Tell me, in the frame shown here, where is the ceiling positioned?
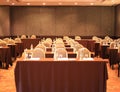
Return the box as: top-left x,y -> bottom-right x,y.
0,0 -> 120,6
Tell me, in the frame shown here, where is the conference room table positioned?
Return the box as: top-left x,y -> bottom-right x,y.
94,42 -> 100,57
117,52 -> 120,77
15,58 -> 108,92
0,46 -> 12,69
15,42 -> 24,57
107,48 -> 118,67
21,38 -> 95,52
106,47 -> 120,76
100,45 -> 109,59
8,42 -> 24,60
21,38 -> 41,49
75,39 -> 95,52
8,44 -> 18,60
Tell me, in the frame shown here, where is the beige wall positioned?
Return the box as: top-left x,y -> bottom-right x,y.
0,6 -> 10,36
10,6 -> 115,36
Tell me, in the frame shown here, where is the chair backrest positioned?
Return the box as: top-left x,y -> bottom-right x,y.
101,39 -> 108,45
46,38 -> 52,44
54,48 -> 68,60
70,41 -> 79,47
75,36 -> 81,40
31,35 -> 36,39
7,39 -> 15,45
0,40 -> 7,47
104,35 -> 110,40
92,36 -> 98,40
63,36 -> 69,40
73,44 -> 84,52
66,38 -> 74,44
21,35 -> 26,39
77,48 -> 91,59
35,44 -> 46,52
55,43 -> 65,48
117,38 -> 120,42
110,42 -> 116,48
32,48 -> 45,59
3,38 -> 10,43
43,41 -> 51,47
14,38 -> 22,43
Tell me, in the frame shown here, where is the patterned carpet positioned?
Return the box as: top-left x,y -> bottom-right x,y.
0,61 -> 120,92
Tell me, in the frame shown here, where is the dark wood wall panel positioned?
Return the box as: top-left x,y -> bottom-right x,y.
11,7 -> 41,35
55,7 -> 73,36
11,6 -> 115,36
86,7 -> 101,36
40,7 -> 55,35
0,6 -> 10,36
101,7 -> 115,36
71,7 -> 87,35
116,5 -> 120,36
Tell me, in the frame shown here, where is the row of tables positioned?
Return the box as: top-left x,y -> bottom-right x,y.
15,39 -> 108,92
0,38 -> 110,92
0,43 -> 24,69
21,38 -> 96,51
0,38 -> 119,69
95,42 -> 120,76
0,47 -> 11,68
0,38 -> 39,68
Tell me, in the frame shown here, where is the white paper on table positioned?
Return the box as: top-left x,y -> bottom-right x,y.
24,58 -> 40,61
82,58 -> 94,60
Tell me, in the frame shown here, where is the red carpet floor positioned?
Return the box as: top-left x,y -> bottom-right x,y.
0,61 -> 120,92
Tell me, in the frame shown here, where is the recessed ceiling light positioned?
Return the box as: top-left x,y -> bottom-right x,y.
58,2 -> 62,5
6,0 -> 9,2
27,3 -> 30,5
11,3 -> 15,5
42,3 -> 46,5
90,3 -> 94,5
112,0 -> 115,3
74,2 -> 78,5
